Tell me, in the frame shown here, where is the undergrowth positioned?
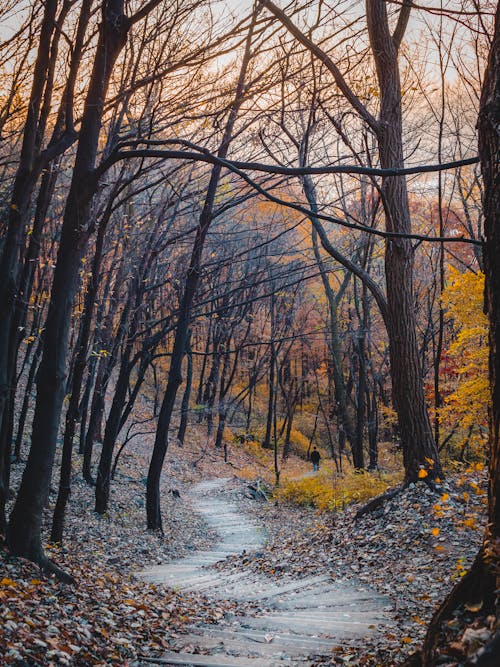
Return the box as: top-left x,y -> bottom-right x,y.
275,467 -> 402,512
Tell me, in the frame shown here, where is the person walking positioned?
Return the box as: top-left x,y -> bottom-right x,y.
310,446 -> 321,472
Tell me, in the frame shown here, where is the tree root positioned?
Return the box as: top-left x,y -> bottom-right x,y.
465,632 -> 500,667
417,549 -> 498,667
6,542 -> 76,585
39,555 -> 76,585
354,484 -> 404,520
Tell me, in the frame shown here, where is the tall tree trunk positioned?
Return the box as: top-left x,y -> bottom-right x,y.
304,178 -> 356,456
366,0 -> 441,482
478,0 -> 500,594
263,294 -> 276,450
419,9 -> 500,663
7,1 -> 130,574
50,211 -> 109,542
0,0 -> 59,533
195,318 -> 212,414
14,337 -> 43,460
146,16 -> 257,530
83,260 -> 128,482
367,384 -> 379,470
94,354 -> 132,515
214,343 -> 231,450
79,353 -> 97,455
203,344 -> 221,437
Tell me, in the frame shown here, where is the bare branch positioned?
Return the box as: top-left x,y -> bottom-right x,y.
258,0 -> 380,133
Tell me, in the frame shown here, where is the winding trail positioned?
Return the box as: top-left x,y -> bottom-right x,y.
138,478 -> 394,666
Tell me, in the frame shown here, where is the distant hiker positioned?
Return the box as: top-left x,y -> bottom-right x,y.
310,446 -> 321,472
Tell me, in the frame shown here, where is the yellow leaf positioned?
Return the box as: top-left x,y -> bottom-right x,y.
403,637 -> 413,644
431,527 -> 440,537
435,545 -> 446,552
418,469 -> 428,479
441,493 -> 450,502
0,578 -> 17,587
412,615 -> 427,625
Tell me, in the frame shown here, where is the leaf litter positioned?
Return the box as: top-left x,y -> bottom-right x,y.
1,434 -> 488,666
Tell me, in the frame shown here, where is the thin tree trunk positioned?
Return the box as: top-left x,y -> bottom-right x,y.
177,333 -> 193,446
146,16 -> 257,531
51,210 -> 109,541
0,0 -> 59,533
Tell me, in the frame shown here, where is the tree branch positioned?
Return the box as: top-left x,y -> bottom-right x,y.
95,142 -> 481,246
392,0 -> 412,50
258,0 -> 380,133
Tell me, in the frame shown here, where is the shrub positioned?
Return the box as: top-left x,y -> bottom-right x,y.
275,468 -> 402,512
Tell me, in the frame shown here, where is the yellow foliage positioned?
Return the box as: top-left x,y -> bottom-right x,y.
440,267 -> 488,457
275,469 -> 401,512
379,404 -> 398,429
236,423 -> 313,460
286,427 -> 311,458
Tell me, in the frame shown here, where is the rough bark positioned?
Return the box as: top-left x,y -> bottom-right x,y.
415,6 -> 500,664
366,0 -> 441,482
479,0 -> 500,575
7,1 -> 130,570
0,0 -> 59,533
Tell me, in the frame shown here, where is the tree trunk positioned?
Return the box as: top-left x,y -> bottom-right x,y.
305,179 -> 356,453
366,0 -> 441,482
95,356 -> 132,515
418,7 -> 500,664
263,296 -> 276,450
478,0 -> 500,593
7,1 -> 130,572
177,333 -> 193,446
146,16 -> 256,531
367,385 -> 379,470
0,0 -> 59,533
51,212 -> 109,542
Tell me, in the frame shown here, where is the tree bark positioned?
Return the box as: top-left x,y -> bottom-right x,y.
0,0 -> 59,533
478,0 -> 500,598
366,0 -> 441,482
7,1 -> 130,571
146,15 -> 257,530
177,333 -> 193,445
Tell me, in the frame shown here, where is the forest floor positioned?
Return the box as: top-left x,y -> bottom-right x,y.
0,431 -> 490,666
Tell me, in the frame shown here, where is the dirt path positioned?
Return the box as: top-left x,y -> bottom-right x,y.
137,479 -> 394,666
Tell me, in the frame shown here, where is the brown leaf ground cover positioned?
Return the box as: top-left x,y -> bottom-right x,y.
1,431 -> 488,666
